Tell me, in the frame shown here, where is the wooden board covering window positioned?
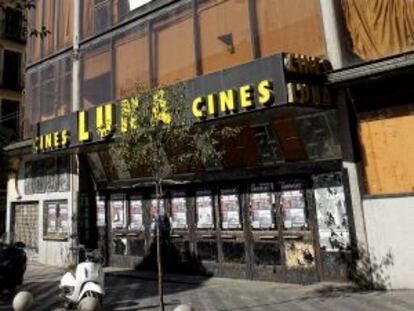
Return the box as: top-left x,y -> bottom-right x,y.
198,0 -> 253,74
152,6 -> 195,86
359,109 -> 414,194
115,29 -> 149,99
256,0 -> 325,58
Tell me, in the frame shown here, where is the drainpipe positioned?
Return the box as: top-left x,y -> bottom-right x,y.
70,0 -> 81,265
319,0 -> 346,69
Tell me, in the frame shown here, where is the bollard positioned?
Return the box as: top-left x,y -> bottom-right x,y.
173,305 -> 195,311
12,291 -> 34,311
77,297 -> 101,311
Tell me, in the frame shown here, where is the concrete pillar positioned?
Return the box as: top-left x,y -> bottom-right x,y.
335,89 -> 369,252
318,0 -> 346,69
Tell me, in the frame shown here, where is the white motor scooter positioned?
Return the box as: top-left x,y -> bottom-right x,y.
60,247 -> 105,309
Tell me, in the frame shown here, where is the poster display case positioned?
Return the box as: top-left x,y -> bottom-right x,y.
280,189 -> 307,230
150,198 -> 165,230
110,193 -> 127,229
250,183 -> 275,229
196,190 -> 214,229
96,195 -> 106,227
44,200 -> 69,240
220,188 -> 242,229
129,195 -> 144,231
171,192 -> 187,229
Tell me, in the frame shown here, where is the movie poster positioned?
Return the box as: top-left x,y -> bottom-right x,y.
250,192 -> 274,229
129,195 -> 144,231
280,190 -> 307,229
47,202 -> 57,233
111,194 -> 126,229
220,190 -> 241,229
196,193 -> 214,229
171,196 -> 187,229
45,201 -> 69,238
96,196 -> 106,227
59,202 -> 69,233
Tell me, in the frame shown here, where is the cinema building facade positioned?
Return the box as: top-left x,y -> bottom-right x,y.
5,0 -> 414,287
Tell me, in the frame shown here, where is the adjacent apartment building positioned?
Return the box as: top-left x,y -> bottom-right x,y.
4,0 -> 414,289
0,1 -> 25,236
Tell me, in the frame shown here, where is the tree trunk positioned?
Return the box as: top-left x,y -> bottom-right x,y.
155,180 -> 165,311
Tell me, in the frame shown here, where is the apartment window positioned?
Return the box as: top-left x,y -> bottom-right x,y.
4,8 -> 24,41
3,50 -> 22,90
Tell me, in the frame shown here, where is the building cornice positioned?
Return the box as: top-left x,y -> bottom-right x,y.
3,139 -> 32,156
328,50 -> 414,86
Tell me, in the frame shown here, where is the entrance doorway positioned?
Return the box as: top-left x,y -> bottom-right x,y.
13,202 -> 39,260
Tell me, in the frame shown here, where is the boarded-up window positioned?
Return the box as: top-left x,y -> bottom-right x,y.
198,0 -> 253,74
359,107 -> 414,194
256,0 -> 325,57
152,3 -> 195,85
342,0 -> 414,61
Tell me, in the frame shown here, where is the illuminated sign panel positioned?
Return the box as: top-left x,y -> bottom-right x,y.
32,53 -> 331,153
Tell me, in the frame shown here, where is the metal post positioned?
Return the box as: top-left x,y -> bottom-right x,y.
70,0 -> 81,265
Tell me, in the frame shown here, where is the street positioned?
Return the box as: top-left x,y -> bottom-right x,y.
1,263 -> 414,311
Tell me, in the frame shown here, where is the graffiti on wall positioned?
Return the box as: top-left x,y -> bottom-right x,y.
285,241 -> 315,267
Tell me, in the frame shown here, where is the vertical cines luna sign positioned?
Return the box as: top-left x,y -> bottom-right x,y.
32,53 -> 332,153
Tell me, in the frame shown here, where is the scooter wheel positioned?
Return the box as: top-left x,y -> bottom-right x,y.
77,293 -> 102,311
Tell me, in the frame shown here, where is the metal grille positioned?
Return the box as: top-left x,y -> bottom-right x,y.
14,203 -> 39,254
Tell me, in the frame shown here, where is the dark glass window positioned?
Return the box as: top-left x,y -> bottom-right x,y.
3,50 -> 22,90
4,8 -> 24,41
0,100 -> 19,137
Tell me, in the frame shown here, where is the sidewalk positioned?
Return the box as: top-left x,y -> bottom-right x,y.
104,265 -> 358,293
1,263 -> 414,310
